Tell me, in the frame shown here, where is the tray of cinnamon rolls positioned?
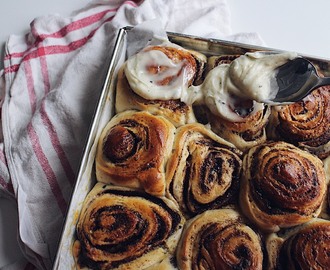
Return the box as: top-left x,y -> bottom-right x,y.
53,26 -> 330,270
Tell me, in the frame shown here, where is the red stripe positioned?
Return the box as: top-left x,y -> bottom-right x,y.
27,122 -> 68,215
20,23 -> 103,64
0,175 -> 14,195
35,0 -> 138,42
5,0 -> 139,62
4,64 -> 20,74
4,28 -> 99,73
0,149 -> 6,165
38,49 -> 50,94
4,51 -> 25,60
4,9 -> 111,61
36,9 -> 111,42
4,0 -> 138,74
4,10 -> 108,65
24,61 -> 37,113
36,22 -> 76,186
40,102 -> 76,185
6,13 -> 114,74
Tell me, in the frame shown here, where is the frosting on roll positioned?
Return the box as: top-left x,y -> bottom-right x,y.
177,208 -> 264,270
269,85 -> 330,160
240,141 -> 327,232
166,123 -> 242,217
201,51 -> 297,122
124,46 -> 299,123
95,110 -> 175,196
124,43 -> 199,101
74,183 -> 185,270
201,54 -> 271,151
115,66 -> 198,127
116,42 -> 207,127
227,52 -> 297,102
202,63 -> 264,122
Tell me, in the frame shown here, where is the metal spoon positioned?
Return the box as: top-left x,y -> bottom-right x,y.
270,57 -> 330,104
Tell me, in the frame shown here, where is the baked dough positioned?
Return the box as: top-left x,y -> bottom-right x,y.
266,218 -> 330,270
74,183 -> 185,270
166,123 -> 242,217
203,54 -> 271,151
72,42 -> 330,269
95,110 -> 175,196
240,141 -> 327,232
209,105 -> 271,152
177,208 -> 264,270
268,85 -> 330,160
115,44 -> 206,127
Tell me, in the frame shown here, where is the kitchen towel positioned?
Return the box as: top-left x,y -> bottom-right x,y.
0,0 -> 264,269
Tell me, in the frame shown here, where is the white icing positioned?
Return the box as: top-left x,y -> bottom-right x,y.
124,44 -> 193,100
202,64 -> 264,122
228,51 -> 298,102
124,45 -> 299,122
201,51 -> 298,121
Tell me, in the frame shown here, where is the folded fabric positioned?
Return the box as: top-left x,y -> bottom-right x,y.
0,0 -> 263,269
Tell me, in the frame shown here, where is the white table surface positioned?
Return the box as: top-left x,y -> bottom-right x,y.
0,0 -> 330,267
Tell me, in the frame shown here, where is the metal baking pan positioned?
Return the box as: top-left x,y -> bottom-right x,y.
52,26 -> 330,269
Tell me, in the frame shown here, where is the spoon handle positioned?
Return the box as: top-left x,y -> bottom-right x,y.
317,76 -> 330,89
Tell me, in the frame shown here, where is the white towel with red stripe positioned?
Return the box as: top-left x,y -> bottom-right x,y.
0,0 -> 264,269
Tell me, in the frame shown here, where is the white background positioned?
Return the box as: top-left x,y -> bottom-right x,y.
0,0 -> 330,267
229,0 -> 330,60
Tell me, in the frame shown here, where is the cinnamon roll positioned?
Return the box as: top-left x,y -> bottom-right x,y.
240,141 -> 327,232
115,43 -> 206,127
166,123 -> 242,217
209,105 -> 271,152
95,110 -> 175,196
327,187 -> 330,215
318,157 -> 330,219
203,54 -> 271,151
74,183 -> 185,270
266,218 -> 330,270
325,157 -> 330,216
177,208 -> 264,270
268,85 -> 330,160
328,183 -> 330,216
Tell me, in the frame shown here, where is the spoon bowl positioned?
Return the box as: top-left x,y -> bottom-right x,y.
271,57 -> 330,104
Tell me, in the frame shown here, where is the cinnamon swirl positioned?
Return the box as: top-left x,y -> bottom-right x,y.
116,43 -> 206,127
166,123 -> 242,217
74,183 -> 185,270
266,218 -> 330,270
268,85 -> 330,160
177,208 -> 264,270
240,141 -> 327,232
209,105 -> 271,152
95,110 -> 175,196
207,55 -> 240,68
